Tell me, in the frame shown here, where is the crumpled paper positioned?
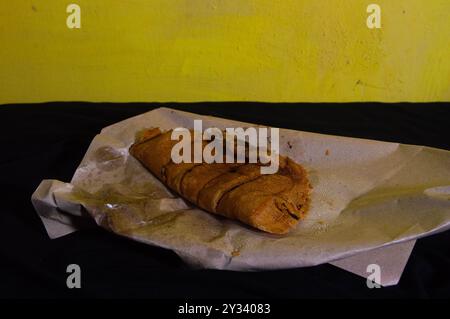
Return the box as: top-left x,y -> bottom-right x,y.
32,108 -> 450,278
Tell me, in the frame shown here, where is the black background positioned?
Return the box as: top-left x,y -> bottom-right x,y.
1,102 -> 449,299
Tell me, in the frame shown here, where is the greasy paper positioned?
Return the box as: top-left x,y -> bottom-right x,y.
32,108 -> 450,271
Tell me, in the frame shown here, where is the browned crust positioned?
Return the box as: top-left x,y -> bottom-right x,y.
129,128 -> 311,234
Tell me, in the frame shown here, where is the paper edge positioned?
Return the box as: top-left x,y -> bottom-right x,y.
330,240 -> 416,286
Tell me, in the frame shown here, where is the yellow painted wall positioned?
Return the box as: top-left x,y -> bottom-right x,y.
0,0 -> 449,103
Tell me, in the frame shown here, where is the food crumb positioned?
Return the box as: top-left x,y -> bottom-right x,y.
325,149 -> 330,156
231,250 -> 240,257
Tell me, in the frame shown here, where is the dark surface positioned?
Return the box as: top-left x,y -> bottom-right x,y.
0,102 -> 449,299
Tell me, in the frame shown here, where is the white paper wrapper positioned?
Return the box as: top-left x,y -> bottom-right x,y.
32,107 -> 450,274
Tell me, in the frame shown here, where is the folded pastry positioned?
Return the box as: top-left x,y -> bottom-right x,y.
129,128 -> 311,234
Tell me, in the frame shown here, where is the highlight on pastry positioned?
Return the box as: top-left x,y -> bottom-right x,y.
129,125 -> 311,235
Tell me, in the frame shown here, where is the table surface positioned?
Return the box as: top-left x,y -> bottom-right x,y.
1,102 -> 449,299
